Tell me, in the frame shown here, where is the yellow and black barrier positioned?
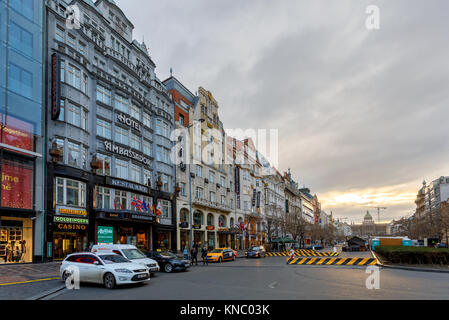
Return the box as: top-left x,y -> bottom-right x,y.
267,250 -> 340,257
286,257 -> 378,266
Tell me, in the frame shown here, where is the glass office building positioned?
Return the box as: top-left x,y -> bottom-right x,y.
0,0 -> 44,264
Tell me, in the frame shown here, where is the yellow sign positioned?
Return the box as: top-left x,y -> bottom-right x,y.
58,207 -> 88,217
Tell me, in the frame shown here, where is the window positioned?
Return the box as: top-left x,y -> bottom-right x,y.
219,215 -> 226,228
180,183 -> 186,197
143,112 -> 151,128
209,171 -> 215,184
55,138 -> 64,163
96,153 -> 111,176
56,25 -> 65,42
58,99 -> 65,121
79,41 -> 86,56
130,163 -> 140,184
131,105 -> 141,121
67,102 -> 87,130
115,95 -> 129,113
162,175 -> 170,192
96,118 -> 111,139
196,187 -> 203,200
220,176 -> 226,188
130,133 -> 141,150
114,190 -> 127,210
161,200 -> 171,218
67,33 -> 76,48
11,0 -> 34,20
67,141 -> 86,168
179,114 -> 184,126
156,146 -> 169,163
143,140 -> 152,157
210,191 -> 216,203
193,211 -> 203,225
115,159 -> 128,180
8,63 -> 32,99
196,165 -> 202,178
143,169 -> 152,186
56,177 -> 86,208
230,199 -> 234,209
96,85 -> 111,105
156,119 -> 169,138
95,186 -> 111,209
180,209 -> 189,223
207,214 -> 214,226
115,126 -> 128,145
221,195 -> 226,205
66,63 -> 81,90
9,22 -> 33,57
60,60 -> 65,82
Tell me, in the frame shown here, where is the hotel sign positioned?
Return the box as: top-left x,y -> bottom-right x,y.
104,140 -> 151,166
51,53 -> 61,120
116,113 -> 142,132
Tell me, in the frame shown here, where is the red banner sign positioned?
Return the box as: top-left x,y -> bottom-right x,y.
1,115 -> 34,152
1,160 -> 33,210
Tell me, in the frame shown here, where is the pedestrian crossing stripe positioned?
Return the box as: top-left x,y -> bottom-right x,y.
266,251 -> 340,257
286,257 -> 378,266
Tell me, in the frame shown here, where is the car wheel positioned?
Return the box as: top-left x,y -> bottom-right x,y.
219,257 -> 222,263
62,271 -> 71,283
103,272 -> 116,289
164,264 -> 173,273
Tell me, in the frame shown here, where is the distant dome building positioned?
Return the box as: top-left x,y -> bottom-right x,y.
351,210 -> 389,239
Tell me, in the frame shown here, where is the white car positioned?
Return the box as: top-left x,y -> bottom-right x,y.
91,244 -> 160,276
60,252 -> 150,289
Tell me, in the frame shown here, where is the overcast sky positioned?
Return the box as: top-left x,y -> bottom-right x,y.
116,0 -> 449,223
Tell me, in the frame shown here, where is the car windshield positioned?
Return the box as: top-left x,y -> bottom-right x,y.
122,249 -> 146,260
99,254 -> 130,264
250,247 -> 260,251
160,252 -> 178,259
211,249 -> 223,253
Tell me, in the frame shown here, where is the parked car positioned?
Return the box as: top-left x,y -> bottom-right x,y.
91,244 -> 159,276
437,243 -> 448,248
145,251 -> 190,273
206,248 -> 236,263
60,252 -> 150,289
246,246 -> 267,258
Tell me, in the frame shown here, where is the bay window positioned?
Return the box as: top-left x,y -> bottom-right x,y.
55,177 -> 86,208
95,186 -> 111,209
115,158 -> 128,180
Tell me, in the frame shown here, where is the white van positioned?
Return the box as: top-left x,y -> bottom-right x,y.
92,244 -> 160,276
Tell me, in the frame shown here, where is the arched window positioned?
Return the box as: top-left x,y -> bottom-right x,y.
219,215 -> 226,228
230,218 -> 235,228
193,210 -> 203,225
180,209 -> 189,223
207,214 -> 214,226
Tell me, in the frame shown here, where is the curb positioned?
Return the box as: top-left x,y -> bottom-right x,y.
370,249 -> 449,274
25,284 -> 66,300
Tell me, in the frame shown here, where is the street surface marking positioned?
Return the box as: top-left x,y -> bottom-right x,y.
0,277 -> 60,286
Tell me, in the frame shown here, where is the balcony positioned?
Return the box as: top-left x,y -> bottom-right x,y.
193,198 -> 232,213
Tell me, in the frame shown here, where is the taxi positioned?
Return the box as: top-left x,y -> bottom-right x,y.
206,248 -> 236,263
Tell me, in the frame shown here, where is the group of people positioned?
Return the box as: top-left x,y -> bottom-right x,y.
3,240 -> 26,264
183,243 -> 209,266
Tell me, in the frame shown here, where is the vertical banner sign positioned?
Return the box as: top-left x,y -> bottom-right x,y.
252,189 -> 256,207
256,191 -> 261,208
235,167 -> 240,209
51,53 -> 61,120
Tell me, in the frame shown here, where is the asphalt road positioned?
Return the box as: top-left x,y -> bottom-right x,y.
51,256 -> 449,300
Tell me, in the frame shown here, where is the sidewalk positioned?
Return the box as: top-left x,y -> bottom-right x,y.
0,262 -> 60,285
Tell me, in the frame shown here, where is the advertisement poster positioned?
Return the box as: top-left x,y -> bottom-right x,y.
1,160 -> 33,209
1,115 -> 34,152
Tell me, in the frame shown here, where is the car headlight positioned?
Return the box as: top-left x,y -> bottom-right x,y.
114,269 -> 132,273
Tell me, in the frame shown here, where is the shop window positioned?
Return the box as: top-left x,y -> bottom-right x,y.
0,219 -> 32,264
193,211 -> 203,226
1,157 -> 34,210
207,214 -> 214,226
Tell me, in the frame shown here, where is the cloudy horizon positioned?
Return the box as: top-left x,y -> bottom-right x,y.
115,0 -> 449,223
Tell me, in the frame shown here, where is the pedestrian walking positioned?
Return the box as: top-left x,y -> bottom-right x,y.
183,246 -> 189,260
190,246 -> 198,266
201,247 -> 208,266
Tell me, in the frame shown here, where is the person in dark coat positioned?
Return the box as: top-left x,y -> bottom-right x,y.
201,247 -> 208,266
190,246 -> 198,266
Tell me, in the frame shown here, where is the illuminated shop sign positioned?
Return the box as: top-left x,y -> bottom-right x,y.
56,205 -> 88,217
54,216 -> 89,225
106,177 -> 149,193
1,160 -> 33,210
103,140 -> 151,166
56,223 -> 87,232
1,115 -> 34,152
116,113 -> 141,131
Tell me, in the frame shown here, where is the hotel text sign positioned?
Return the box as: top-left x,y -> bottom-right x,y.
104,140 -> 151,166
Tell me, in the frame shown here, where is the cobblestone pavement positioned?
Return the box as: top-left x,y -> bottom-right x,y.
0,262 -> 60,284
